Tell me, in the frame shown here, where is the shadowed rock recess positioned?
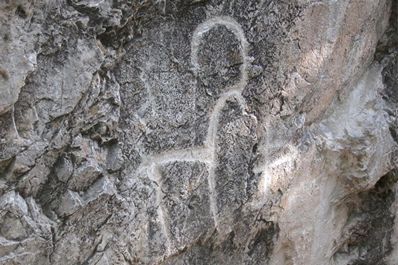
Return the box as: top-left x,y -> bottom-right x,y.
0,0 -> 398,264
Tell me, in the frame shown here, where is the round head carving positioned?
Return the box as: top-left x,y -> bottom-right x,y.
191,16 -> 249,96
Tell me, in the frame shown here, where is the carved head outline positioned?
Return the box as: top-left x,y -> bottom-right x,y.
190,16 -> 250,95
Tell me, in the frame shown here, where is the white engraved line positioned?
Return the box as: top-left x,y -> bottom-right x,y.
150,165 -> 173,255
205,92 -> 247,222
191,16 -> 250,228
139,147 -> 212,170
135,16 -> 250,252
205,91 -> 246,150
190,16 -> 250,84
139,66 -> 156,117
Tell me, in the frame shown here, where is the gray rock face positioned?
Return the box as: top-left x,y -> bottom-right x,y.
0,0 -> 397,264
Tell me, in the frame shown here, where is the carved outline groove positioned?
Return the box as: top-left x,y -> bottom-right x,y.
136,16 -> 251,254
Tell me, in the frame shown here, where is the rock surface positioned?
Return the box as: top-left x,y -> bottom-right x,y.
0,0 -> 397,264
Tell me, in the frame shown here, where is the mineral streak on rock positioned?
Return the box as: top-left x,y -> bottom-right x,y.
0,0 -> 398,264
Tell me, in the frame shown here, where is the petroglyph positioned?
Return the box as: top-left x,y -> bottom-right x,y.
150,165 -> 173,255
135,16 -> 251,253
190,16 -> 250,92
2,1 -> 394,264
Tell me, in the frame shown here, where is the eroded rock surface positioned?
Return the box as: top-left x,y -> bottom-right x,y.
0,0 -> 398,264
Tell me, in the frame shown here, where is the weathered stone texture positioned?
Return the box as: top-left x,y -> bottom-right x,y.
0,0 -> 397,264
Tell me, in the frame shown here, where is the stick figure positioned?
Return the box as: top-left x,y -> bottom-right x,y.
136,16 -> 251,254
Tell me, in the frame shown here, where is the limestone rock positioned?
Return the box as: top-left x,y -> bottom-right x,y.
0,0 -> 397,264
